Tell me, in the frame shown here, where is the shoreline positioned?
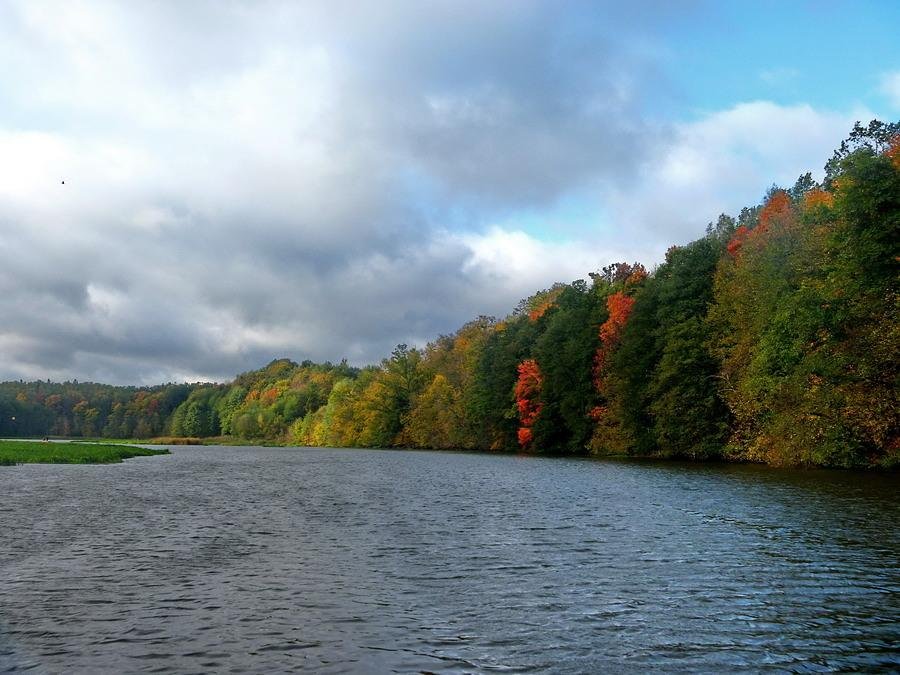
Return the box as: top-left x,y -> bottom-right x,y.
12,436 -> 895,472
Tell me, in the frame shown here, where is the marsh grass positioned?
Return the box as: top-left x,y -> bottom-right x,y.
0,440 -> 169,465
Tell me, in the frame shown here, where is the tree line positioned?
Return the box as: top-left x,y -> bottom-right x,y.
1,121 -> 897,468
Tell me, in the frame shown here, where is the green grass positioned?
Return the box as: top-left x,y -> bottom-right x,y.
0,440 -> 169,466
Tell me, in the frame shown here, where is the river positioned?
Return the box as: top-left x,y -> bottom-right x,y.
1,446 -> 898,673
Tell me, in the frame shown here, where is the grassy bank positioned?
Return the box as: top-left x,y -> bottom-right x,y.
0,440 -> 169,465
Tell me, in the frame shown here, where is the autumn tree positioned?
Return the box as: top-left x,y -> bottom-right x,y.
589,275 -> 640,454
405,374 -> 464,449
707,125 -> 899,466
530,280 -> 605,453
514,359 -> 543,448
469,314 -> 540,450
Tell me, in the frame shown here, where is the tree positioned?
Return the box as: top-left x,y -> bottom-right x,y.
531,281 -> 604,453
514,359 -> 543,448
406,374 -> 463,449
824,119 -> 900,184
590,288 -> 637,454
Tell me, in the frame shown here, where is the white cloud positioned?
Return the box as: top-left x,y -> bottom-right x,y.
458,226 -> 635,293
602,101 -> 866,248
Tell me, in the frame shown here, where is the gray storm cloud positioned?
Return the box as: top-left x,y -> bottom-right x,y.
0,1 -> 857,384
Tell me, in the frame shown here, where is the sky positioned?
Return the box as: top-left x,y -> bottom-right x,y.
0,0 -> 897,385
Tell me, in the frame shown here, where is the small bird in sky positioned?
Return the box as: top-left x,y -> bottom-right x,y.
61,180 -> 65,184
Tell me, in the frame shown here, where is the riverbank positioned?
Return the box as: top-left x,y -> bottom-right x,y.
7,435 -> 898,470
0,440 -> 169,465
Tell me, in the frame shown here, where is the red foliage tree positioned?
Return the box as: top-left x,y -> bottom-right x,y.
726,225 -> 750,257
517,427 -> 533,447
514,359 -> 542,448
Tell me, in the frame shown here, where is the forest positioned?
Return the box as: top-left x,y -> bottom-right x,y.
1,121 -> 897,468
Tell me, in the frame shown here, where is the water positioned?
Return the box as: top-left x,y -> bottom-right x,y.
1,446 -> 898,673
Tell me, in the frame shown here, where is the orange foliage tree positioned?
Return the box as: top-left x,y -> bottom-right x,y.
590,290 -> 636,423
594,292 -> 635,380
587,289 -> 639,455
727,190 -> 795,258
757,189 -> 792,233
887,134 -> 900,169
802,188 -> 834,210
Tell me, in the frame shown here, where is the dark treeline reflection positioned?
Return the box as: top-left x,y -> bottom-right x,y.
2,121 -> 897,468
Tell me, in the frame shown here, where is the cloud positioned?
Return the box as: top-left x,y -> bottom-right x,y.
0,2 -> 874,385
0,1 -> 672,384
600,101 -> 866,249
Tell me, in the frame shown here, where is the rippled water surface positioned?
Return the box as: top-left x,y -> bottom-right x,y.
1,446 -> 899,673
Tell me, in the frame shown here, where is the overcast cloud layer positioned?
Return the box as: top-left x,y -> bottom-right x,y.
0,1 -> 890,384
